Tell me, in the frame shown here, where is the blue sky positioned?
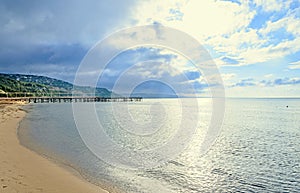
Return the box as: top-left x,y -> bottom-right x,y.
0,0 -> 300,97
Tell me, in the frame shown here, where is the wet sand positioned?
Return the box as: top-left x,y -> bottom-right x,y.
0,101 -> 108,193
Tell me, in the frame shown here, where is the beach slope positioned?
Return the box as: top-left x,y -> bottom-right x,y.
0,103 -> 107,193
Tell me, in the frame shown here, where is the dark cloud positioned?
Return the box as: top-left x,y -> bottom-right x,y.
221,56 -> 239,65
1,0 -> 137,45
184,71 -> 200,80
94,47 -> 206,96
131,80 -> 178,97
231,77 -> 300,88
0,43 -> 87,65
263,78 -> 300,86
0,1 -> 216,95
230,78 -> 256,87
97,47 -> 179,88
0,0 -> 137,82
0,43 -> 88,82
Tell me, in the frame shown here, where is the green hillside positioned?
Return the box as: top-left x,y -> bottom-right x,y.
0,73 -> 116,97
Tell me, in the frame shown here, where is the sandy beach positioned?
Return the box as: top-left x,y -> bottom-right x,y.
0,101 -> 108,193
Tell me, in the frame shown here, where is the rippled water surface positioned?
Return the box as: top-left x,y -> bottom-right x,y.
19,98 -> 300,192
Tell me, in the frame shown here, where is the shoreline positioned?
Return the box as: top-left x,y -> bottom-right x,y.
0,102 -> 109,193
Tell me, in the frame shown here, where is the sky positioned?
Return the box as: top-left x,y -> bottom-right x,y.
0,0 -> 300,97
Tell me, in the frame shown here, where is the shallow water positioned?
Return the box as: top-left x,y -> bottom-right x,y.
18,98 -> 300,192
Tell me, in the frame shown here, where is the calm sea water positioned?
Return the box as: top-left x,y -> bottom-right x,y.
18,98 -> 300,192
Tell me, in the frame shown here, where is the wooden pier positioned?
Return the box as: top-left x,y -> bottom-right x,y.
0,96 -> 142,103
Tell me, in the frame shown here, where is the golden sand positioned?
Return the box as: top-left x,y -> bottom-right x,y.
0,102 -> 108,193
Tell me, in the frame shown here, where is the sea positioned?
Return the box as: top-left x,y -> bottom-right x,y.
18,98 -> 300,192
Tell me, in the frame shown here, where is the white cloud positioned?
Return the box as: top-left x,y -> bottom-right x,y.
253,0 -> 291,12
131,0 -> 254,39
264,74 -> 273,78
221,73 -> 236,81
131,0 -> 300,67
129,0 -> 259,66
220,73 -> 237,87
260,8 -> 300,37
130,0 -> 186,25
209,7 -> 300,65
286,8 -> 300,37
207,28 -> 268,65
179,0 -> 254,38
238,38 -> 300,64
260,17 -> 288,35
289,60 -> 300,69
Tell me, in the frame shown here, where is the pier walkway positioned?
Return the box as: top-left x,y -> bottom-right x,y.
0,96 -> 142,103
